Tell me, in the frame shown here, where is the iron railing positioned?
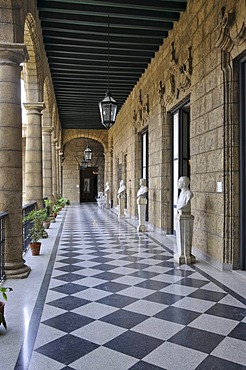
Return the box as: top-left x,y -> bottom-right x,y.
22,202 -> 37,253
0,212 -> 8,282
0,203 -> 37,280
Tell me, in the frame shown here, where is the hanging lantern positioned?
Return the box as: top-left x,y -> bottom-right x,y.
98,91 -> 117,130
98,16 -> 117,129
84,146 -> 92,161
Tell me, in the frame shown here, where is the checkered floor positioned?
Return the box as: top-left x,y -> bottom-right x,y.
20,204 -> 246,369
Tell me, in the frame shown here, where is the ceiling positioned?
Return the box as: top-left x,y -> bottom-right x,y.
37,0 -> 188,130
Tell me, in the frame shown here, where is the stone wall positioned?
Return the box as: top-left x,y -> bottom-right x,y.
110,0 -> 246,269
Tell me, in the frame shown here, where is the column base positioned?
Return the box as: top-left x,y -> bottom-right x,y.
174,252 -> 196,265
4,260 -> 31,279
137,225 -> 146,232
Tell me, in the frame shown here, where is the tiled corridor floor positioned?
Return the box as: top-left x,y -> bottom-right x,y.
1,204 -> 246,369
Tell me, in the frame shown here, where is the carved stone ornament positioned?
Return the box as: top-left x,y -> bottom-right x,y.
133,89 -> 150,130
158,80 -> 165,106
178,46 -> 192,93
214,6 -> 246,52
164,41 -> 193,105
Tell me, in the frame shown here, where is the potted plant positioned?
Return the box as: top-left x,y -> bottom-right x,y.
44,198 -> 52,214
0,286 -> 13,329
23,209 -> 48,255
52,203 -> 61,218
56,197 -> 69,208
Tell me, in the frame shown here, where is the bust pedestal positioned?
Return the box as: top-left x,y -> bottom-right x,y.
105,191 -> 110,209
118,196 -> 125,219
174,211 -> 196,264
137,197 -> 147,232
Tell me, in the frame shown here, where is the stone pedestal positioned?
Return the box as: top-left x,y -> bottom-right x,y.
106,191 -> 110,209
118,196 -> 125,219
0,44 -> 30,278
174,212 -> 196,264
137,197 -> 147,232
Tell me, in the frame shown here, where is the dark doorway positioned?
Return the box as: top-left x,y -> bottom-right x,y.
141,130 -> 148,221
80,167 -> 98,202
171,100 -> 190,233
239,56 -> 246,270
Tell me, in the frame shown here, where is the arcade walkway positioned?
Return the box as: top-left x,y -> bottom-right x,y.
1,204 -> 246,369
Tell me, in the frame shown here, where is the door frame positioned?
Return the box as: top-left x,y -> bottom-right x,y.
170,99 -> 190,233
239,55 -> 246,270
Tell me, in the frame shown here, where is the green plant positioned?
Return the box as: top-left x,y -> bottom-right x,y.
44,198 -> 53,217
23,209 -> 47,243
56,197 -> 70,207
52,204 -> 61,214
0,286 -> 13,329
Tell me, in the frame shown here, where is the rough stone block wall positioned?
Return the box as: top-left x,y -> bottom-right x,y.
109,0 -> 245,268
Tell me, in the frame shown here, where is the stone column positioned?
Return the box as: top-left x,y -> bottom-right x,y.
42,126 -> 53,199
0,43 -> 30,278
104,152 -> 111,208
52,138 -> 58,200
56,145 -> 62,197
24,102 -> 45,209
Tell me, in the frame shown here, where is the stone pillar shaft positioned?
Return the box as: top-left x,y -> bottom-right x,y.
0,43 -> 30,278
52,138 -> 58,200
24,102 -> 45,209
42,126 -> 53,199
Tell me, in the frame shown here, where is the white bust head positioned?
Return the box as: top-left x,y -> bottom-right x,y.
177,176 -> 193,212
177,176 -> 190,190
137,178 -> 148,198
118,179 -> 126,197
105,181 -> 110,191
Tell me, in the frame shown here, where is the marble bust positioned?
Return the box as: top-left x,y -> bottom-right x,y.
117,180 -> 126,198
105,181 -> 110,193
177,176 -> 193,213
137,178 -> 148,200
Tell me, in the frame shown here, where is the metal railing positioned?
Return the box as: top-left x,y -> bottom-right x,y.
22,202 -> 37,253
0,203 -> 37,280
0,212 -> 8,282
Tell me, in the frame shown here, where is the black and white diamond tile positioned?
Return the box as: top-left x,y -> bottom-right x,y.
23,204 -> 246,370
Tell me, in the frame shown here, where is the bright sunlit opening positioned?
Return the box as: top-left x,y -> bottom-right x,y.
21,79 -> 27,124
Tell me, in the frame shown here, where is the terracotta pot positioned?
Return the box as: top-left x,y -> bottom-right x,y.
30,242 -> 41,256
43,220 -> 50,229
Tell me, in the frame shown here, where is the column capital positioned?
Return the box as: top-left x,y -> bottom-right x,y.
42,126 -> 54,134
23,102 -> 45,114
0,43 -> 28,65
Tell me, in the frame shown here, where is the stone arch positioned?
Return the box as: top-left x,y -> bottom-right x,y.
43,77 -> 53,127
52,104 -> 61,139
23,13 -> 43,102
62,129 -> 108,153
